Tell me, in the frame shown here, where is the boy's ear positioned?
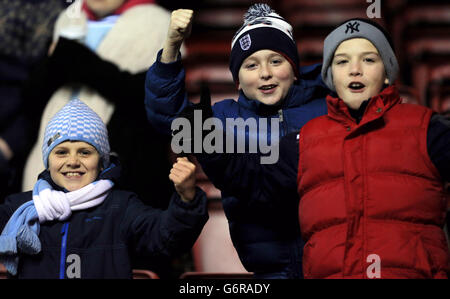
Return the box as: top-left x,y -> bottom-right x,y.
384,78 -> 389,85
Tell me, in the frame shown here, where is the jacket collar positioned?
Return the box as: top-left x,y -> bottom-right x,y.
325,85 -> 401,128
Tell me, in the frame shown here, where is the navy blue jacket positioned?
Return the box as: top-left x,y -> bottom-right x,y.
0,162 -> 208,279
145,50 -> 329,278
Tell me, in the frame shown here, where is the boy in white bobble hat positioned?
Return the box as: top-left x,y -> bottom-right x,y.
0,99 -> 208,278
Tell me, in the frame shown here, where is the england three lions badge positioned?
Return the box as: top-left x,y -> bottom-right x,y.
239,34 -> 251,51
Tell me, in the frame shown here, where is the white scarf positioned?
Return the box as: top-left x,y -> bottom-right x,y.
0,178 -> 114,275
33,179 -> 114,223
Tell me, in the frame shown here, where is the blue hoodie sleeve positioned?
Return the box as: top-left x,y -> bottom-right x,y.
144,49 -> 190,136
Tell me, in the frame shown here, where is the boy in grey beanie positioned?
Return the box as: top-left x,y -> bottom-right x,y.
321,18 -> 399,93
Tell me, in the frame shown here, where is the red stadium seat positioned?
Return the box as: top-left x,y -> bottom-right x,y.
184,39 -> 230,63
398,85 -> 421,105
297,38 -> 324,66
426,64 -> 450,114
132,269 -> 160,279
391,4 -> 450,85
185,63 -> 234,93
287,7 -> 381,32
0,263 -> 7,279
279,0 -> 369,11
189,200 -> 250,276
195,7 -> 244,31
194,160 -> 222,200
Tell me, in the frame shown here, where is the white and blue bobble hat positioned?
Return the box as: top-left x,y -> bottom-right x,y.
42,99 -> 110,168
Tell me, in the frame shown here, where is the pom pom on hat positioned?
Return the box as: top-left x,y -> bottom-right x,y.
42,99 -> 110,169
242,3 -> 278,23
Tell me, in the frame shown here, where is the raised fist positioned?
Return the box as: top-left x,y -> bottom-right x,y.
169,156 -> 197,202
167,9 -> 193,46
162,9 -> 194,63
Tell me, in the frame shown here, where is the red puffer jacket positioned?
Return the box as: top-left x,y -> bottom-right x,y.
297,86 -> 449,279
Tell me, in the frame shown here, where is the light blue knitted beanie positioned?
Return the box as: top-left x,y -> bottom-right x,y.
42,99 -> 110,168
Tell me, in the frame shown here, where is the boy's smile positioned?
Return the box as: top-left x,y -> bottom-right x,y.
238,50 -> 297,106
49,141 -> 101,191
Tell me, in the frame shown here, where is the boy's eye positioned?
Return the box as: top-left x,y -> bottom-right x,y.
80,150 -> 92,156
335,59 -> 348,65
55,150 -> 67,155
245,63 -> 257,69
364,57 -> 376,63
271,59 -> 282,64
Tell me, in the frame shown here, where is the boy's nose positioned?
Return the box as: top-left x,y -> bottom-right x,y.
66,154 -> 80,167
349,61 -> 362,76
260,64 -> 272,80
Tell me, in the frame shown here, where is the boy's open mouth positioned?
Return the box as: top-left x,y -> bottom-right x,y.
348,82 -> 365,90
62,171 -> 85,178
259,84 -> 277,91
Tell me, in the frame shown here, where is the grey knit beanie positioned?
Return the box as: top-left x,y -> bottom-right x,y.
321,18 -> 399,92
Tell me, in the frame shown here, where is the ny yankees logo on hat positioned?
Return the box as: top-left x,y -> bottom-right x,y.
345,21 -> 360,34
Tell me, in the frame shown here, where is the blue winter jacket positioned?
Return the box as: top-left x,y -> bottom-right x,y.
145,50 -> 329,278
0,159 -> 208,279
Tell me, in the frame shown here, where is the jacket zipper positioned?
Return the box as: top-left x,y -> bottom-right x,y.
278,109 -> 287,137
59,222 -> 69,279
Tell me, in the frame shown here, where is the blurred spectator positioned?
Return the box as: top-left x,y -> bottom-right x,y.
0,0 -> 66,204
20,0 -> 183,277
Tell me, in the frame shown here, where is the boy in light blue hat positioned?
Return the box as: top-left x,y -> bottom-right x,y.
0,99 -> 208,278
